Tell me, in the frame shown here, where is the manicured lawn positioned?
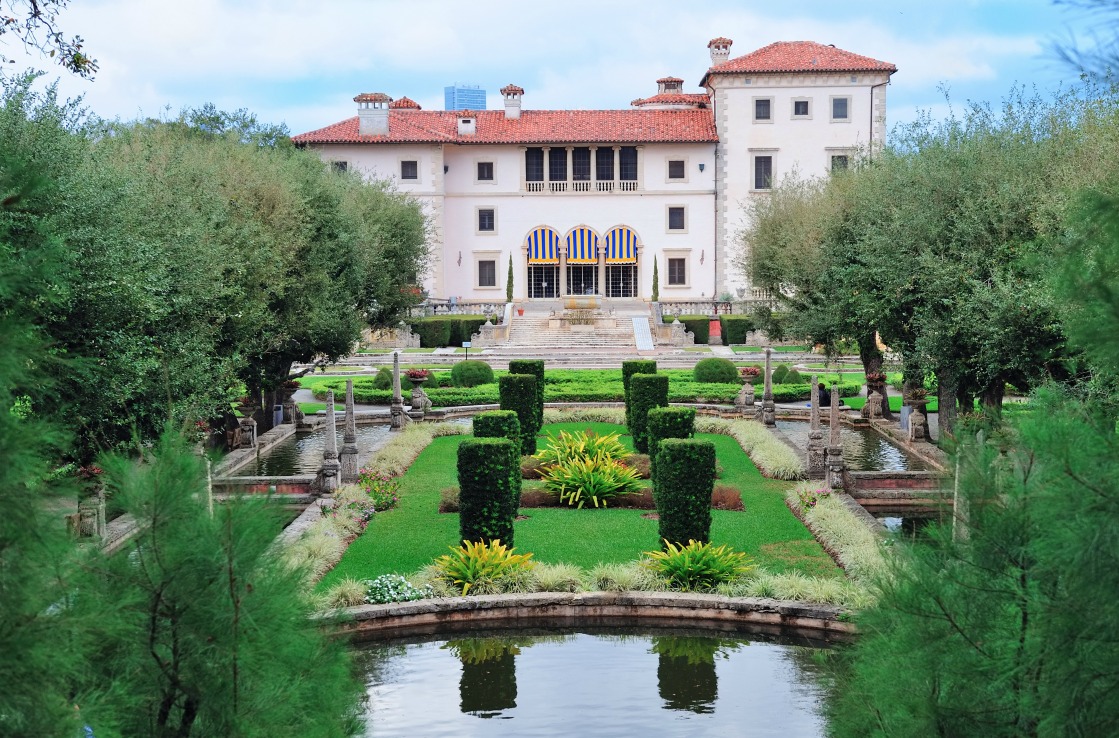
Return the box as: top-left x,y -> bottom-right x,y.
731,345 -> 812,353
318,422 -> 841,588
298,402 -> 341,414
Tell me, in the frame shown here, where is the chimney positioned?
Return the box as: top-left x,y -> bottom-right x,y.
354,92 -> 392,136
657,76 -> 683,94
500,84 -> 524,120
457,111 -> 477,136
708,37 -> 733,66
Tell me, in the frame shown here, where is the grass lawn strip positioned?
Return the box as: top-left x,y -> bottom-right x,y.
318,421 -> 842,592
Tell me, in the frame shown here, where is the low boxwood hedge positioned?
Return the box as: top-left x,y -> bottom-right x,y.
676,315 -> 710,344
718,315 -> 755,345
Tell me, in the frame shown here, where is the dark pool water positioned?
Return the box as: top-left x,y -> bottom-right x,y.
232,424 -> 390,477
354,627 -> 833,737
876,512 -> 943,541
776,420 -> 928,472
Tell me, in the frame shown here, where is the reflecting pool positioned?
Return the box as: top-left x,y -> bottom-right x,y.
776,420 -> 928,471
354,626 -> 834,737
231,424 -> 390,476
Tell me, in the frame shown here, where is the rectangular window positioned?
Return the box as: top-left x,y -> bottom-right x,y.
831,155 -> 849,172
754,155 -> 773,190
619,146 -> 638,180
400,160 -> 418,180
477,161 -> 494,181
478,208 -> 495,232
548,149 -> 567,181
754,98 -> 772,121
572,147 -> 591,181
478,260 -> 496,287
525,148 -> 544,181
668,206 -> 686,231
831,96 -> 850,121
331,161 -> 348,173
668,258 -> 686,286
596,148 -> 614,180
793,99 -> 809,117
668,160 -> 685,179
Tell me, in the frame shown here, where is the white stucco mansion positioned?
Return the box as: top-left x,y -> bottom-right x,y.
293,38 -> 896,304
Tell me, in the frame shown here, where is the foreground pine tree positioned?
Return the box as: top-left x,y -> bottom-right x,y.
74,434 -> 363,736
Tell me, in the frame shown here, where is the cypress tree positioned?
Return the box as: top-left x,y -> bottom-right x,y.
651,256 -> 659,302
506,255 -> 514,302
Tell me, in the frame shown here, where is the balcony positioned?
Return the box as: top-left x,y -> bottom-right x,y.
524,179 -> 640,194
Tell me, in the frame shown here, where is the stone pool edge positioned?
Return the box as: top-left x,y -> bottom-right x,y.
331,591 -> 854,640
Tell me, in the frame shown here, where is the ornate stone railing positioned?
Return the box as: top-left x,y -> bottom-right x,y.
658,296 -> 779,318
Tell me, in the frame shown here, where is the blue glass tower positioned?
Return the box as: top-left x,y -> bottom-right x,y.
444,84 -> 487,111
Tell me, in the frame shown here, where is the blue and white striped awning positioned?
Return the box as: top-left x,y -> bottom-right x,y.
526,226 -> 561,263
604,226 -> 640,264
566,225 -> 599,264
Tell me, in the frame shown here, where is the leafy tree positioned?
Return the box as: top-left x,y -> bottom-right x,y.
0,0 -> 97,77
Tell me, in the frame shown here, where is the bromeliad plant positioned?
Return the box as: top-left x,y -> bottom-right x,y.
434,539 -> 535,595
535,430 -> 643,507
539,452 -> 645,508
643,540 -> 754,592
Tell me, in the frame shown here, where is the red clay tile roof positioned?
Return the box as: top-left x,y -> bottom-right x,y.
293,109 -> 717,145
704,41 -> 896,81
389,96 -> 421,109
353,92 -> 392,103
500,84 -> 525,95
630,93 -> 709,108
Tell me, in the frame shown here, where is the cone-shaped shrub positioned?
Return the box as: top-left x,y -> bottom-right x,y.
509,359 -> 545,428
457,437 -> 519,546
498,373 -> 539,455
630,373 -> 669,454
654,438 -> 716,547
647,406 -> 696,491
473,410 -> 522,504
623,360 -> 658,429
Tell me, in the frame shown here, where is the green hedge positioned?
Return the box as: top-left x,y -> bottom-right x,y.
451,360 -> 494,387
457,438 -> 519,546
654,438 -> 715,547
771,364 -> 790,384
471,410 -> 522,507
408,316 -> 488,347
719,315 -> 755,345
622,360 -> 657,427
646,406 -> 696,493
499,374 -> 539,455
677,315 -> 710,344
629,373 -> 669,454
693,357 -> 739,383
509,359 -> 545,429
371,367 -> 413,391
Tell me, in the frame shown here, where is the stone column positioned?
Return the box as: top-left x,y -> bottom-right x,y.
761,347 -> 776,426
339,379 -> 359,484
807,374 -> 826,478
559,245 -> 567,296
320,390 -> 341,493
825,383 -> 845,489
390,352 -> 406,431
597,242 -> 605,298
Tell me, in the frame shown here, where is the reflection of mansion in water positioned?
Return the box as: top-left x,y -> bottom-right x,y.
293,38 -> 895,302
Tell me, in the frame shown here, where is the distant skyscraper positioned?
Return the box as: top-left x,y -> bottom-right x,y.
444,84 -> 487,111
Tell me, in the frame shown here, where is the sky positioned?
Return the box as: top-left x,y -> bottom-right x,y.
2,0 -> 1111,136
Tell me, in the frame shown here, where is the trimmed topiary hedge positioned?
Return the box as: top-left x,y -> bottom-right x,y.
771,364 -> 790,385
472,410 -> 522,507
676,315 -> 710,344
718,315 -> 755,345
622,360 -> 657,427
629,373 -> 669,454
371,367 -> 413,391
408,316 -> 488,347
457,437 -> 519,546
451,360 -> 495,387
509,359 -> 545,429
646,406 -> 696,492
654,438 -> 716,547
693,357 -> 739,383
499,374 -> 539,455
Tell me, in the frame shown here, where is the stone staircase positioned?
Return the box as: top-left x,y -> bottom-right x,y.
502,303 -> 654,353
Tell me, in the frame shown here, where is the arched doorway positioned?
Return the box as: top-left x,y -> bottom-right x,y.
565,225 -> 599,296
525,226 -> 560,298
604,225 -> 639,298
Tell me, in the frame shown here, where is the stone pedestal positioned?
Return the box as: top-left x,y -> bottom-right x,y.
77,492 -> 106,540
862,391 -> 884,420
390,352 -> 408,431
319,390 -> 341,493
908,401 -> 929,442
237,416 -> 257,449
734,383 -> 755,416
408,377 -> 432,420
806,376 -> 826,478
825,446 -> 845,489
340,380 -> 359,484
